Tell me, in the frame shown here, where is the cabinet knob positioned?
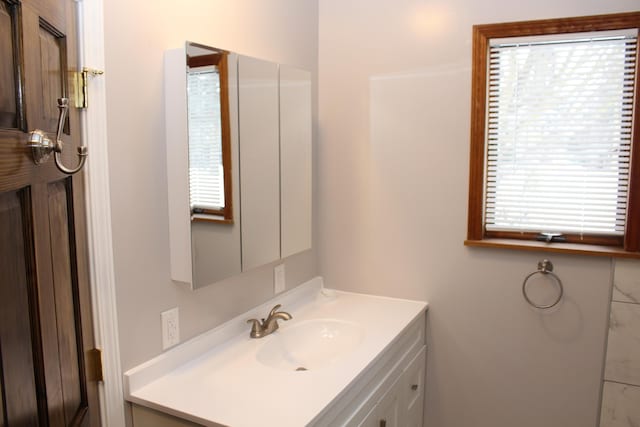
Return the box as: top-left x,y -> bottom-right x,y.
411,384 -> 419,391
379,420 -> 387,427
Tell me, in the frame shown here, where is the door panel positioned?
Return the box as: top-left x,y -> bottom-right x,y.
0,190 -> 39,426
38,21 -> 66,132
48,180 -> 85,425
34,180 -> 66,427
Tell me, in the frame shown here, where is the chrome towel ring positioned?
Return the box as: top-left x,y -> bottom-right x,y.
522,259 -> 563,309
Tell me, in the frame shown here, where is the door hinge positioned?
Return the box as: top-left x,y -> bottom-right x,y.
87,348 -> 104,382
73,67 -> 104,109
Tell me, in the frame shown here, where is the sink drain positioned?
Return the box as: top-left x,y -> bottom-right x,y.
295,367 -> 308,371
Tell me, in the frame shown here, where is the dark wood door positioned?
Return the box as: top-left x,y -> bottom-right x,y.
0,0 -> 100,426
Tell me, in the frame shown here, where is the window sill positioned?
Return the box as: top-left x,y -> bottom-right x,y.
191,214 -> 234,225
464,238 -> 640,259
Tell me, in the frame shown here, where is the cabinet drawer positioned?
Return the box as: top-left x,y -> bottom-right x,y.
358,376 -> 402,427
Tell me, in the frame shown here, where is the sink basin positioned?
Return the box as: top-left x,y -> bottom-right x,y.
256,319 -> 365,371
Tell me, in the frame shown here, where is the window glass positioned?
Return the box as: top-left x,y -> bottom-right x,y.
485,33 -> 635,236
187,66 -> 226,213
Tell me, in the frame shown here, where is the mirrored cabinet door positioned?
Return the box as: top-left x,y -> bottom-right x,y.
190,50 -> 241,287
238,55 -> 280,271
280,65 -> 312,258
165,46 -> 193,286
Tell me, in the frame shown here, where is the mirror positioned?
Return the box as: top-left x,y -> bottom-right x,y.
280,66 -> 312,258
164,42 -> 312,289
237,55 -> 280,271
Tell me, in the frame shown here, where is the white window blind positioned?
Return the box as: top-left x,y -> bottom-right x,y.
187,67 -> 225,212
485,32 -> 637,236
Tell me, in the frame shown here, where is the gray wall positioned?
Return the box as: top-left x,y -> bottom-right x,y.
317,1 -> 638,427
103,0 -> 319,371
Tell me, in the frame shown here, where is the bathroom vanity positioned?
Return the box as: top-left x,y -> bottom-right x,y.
124,278 -> 428,426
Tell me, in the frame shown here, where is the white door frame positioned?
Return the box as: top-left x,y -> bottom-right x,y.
75,0 -> 126,425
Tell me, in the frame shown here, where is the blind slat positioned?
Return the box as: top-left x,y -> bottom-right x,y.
485,34 -> 637,235
187,68 -> 226,211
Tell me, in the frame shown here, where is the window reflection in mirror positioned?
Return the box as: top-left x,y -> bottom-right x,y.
186,43 -> 233,222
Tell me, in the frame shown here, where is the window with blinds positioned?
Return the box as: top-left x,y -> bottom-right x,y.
486,32 -> 636,238
467,12 -> 640,254
187,67 -> 226,213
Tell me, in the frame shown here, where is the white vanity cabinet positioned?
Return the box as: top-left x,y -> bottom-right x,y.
130,322 -> 426,427
125,279 -> 428,427
131,342 -> 426,427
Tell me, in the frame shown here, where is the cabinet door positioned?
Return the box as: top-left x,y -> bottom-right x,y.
377,383 -> 401,427
279,65 -> 312,258
238,55 -> 280,271
401,346 -> 427,427
359,378 -> 402,427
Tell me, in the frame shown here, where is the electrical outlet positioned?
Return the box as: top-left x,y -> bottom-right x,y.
274,264 -> 286,294
161,307 -> 180,350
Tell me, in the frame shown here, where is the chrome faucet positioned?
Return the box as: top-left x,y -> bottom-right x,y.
246,304 -> 292,338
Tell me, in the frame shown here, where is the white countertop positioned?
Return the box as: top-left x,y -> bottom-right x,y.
124,277 -> 427,427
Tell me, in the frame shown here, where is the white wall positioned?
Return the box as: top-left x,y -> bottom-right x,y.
318,2 -> 638,427
103,0 -> 318,372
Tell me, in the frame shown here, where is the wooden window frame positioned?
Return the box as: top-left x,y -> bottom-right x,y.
186,51 -> 234,224
465,12 -> 640,258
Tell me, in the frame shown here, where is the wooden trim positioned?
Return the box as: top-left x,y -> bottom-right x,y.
625,35 -> 640,252
192,207 -> 224,215
465,238 -> 640,259
191,206 -> 234,224
186,53 -> 220,68
467,24 -> 489,241
485,230 -> 624,247
186,51 -> 234,222
218,52 -> 233,221
472,12 -> 640,39
467,11 -> 640,253
191,215 -> 234,225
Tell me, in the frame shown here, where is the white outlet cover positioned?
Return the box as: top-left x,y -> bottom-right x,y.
161,307 -> 180,350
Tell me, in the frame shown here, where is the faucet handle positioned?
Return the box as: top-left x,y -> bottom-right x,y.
247,318 -> 266,338
268,304 -> 282,317
246,318 -> 262,335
